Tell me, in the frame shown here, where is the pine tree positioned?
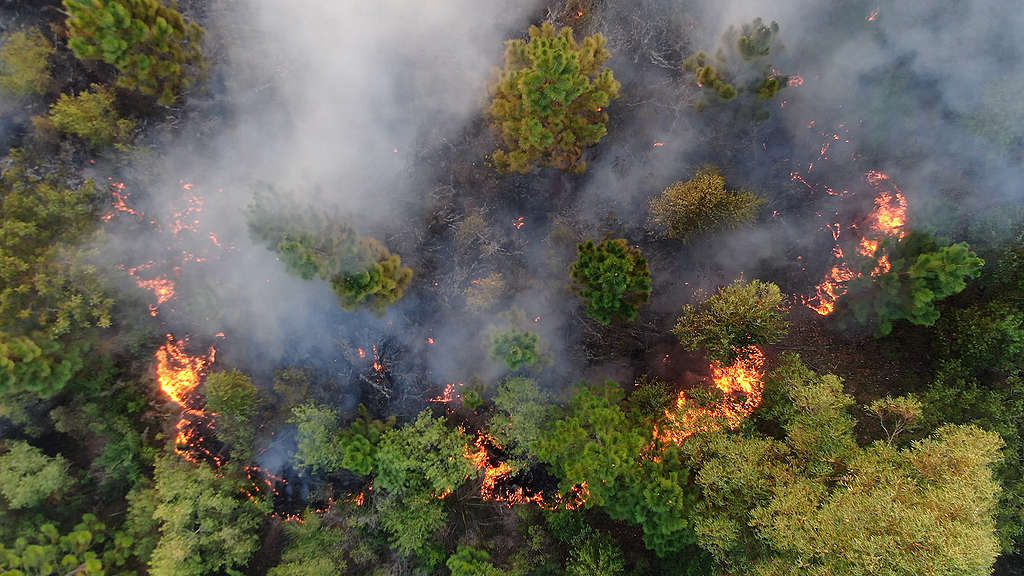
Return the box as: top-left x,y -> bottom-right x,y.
63,0 -> 206,105
489,22 -> 620,173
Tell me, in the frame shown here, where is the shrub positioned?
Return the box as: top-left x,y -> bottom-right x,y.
0,28 -> 54,98
649,166 -> 763,242
48,84 -> 135,149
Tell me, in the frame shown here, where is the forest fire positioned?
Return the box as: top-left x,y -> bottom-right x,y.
657,347 -> 766,444
513,216 -> 526,229
102,180 -> 140,221
804,171 -> 908,315
466,432 -> 587,509
155,334 -> 216,406
429,382 -> 461,403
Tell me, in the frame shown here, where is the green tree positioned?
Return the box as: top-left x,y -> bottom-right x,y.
375,410 -> 473,497
147,455 -> 270,576
0,152 -> 111,398
673,279 -> 789,364
291,403 -> 391,476
689,354 -> 1004,576
844,233 -> 984,336
649,166 -> 764,242
291,403 -> 345,474
0,441 -> 71,509
489,21 -> 621,173
63,0 -> 206,105
268,511 -> 348,576
47,84 -> 135,149
0,514 -> 135,575
684,18 -> 788,105
0,28 -> 54,98
490,328 -> 541,371
0,332 -> 86,398
536,382 -> 699,555
373,410 -> 474,557
566,532 -> 625,576
204,370 -> 260,462
489,377 -> 553,469
248,196 -> 413,312
447,545 -> 502,576
570,239 -> 651,324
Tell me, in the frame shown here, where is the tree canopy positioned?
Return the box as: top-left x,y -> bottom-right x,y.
63,0 -> 206,105
248,195 -> 413,312
489,22 -> 620,173
649,166 -> 764,242
673,279 -> 789,364
570,239 -> 651,324
844,233 -> 984,336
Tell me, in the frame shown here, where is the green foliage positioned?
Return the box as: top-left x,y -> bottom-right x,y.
566,532 -> 625,576
684,18 -> 787,105
147,455 -> 271,576
291,403 -> 391,476
536,382 -> 699,555
268,511 -> 347,576
63,0 -> 206,105
490,328 -> 541,370
375,410 -> 473,497
0,332 -> 86,398
923,367 -> 1024,551
0,28 -> 54,98
204,370 -> 260,462
248,196 -> 413,312
570,239 -> 651,324
845,234 -> 984,336
0,441 -> 70,509
934,302 -> 1024,377
866,394 -> 923,444
682,52 -> 736,101
688,354 -> 1004,576
0,152 -> 111,339
48,84 -> 135,149
489,377 -> 553,468
290,403 -> 345,474
0,152 -> 111,398
373,411 -> 473,557
673,279 -> 788,364
734,18 -> 781,60
446,545 -> 502,576
0,514 -> 135,575
489,21 -> 621,174
649,166 -> 764,242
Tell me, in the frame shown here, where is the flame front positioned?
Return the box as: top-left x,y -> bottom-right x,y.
657,347 -> 766,444
805,171 -> 908,315
156,334 -> 216,405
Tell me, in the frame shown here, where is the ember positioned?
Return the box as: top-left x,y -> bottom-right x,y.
657,347 -> 766,444
155,334 -> 216,405
804,171 -> 908,315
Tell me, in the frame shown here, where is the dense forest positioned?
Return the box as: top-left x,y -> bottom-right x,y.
1,1 -> 1022,575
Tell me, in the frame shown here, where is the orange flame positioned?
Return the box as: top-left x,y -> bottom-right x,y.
102,181 -> 141,221
805,171 -> 908,315
155,334 -> 216,405
430,382 -> 461,403
513,216 -> 525,230
657,347 -> 766,444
